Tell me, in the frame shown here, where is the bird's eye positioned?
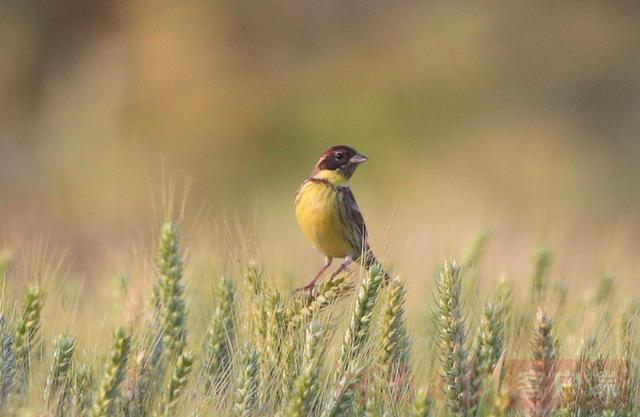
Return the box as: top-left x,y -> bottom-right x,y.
335,152 -> 344,160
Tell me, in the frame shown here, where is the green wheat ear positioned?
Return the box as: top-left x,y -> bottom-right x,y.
91,327 -> 131,417
527,308 -> 557,417
468,301 -> 503,415
125,323 -> 165,417
202,276 -> 236,396
434,259 -> 471,416
44,335 -> 76,417
495,276 -> 512,323
570,337 -> 619,415
411,387 -> 432,417
292,272 -> 353,328
472,302 -> 503,378
244,263 -> 264,297
262,288 -> 287,393
487,385 -> 517,417
281,273 -> 353,403
462,231 -> 490,270
0,247 -> 12,279
377,277 -> 410,390
323,266 -> 384,417
461,232 -> 490,304
320,367 -> 361,417
243,264 -> 268,346
594,273 -> 616,305
620,302 -> 639,416
283,321 -> 323,417
556,377 -> 576,417
72,363 -> 95,417
156,220 -> 188,358
232,343 -> 260,417
531,249 -> 553,304
0,316 -> 16,408
14,284 -> 43,394
338,264 -> 384,371
156,349 -> 194,417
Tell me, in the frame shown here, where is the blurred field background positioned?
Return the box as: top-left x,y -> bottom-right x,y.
2,0 -> 640,296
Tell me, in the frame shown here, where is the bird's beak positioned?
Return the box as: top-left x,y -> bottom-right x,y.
350,153 -> 368,164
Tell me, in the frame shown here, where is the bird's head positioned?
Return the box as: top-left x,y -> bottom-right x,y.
311,145 -> 368,185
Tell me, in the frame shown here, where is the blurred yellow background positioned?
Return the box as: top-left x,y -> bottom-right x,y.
2,1 -> 640,289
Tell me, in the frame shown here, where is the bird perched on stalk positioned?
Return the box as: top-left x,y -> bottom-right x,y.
294,145 -> 389,291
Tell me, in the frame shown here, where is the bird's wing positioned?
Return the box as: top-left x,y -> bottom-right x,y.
338,186 -> 368,255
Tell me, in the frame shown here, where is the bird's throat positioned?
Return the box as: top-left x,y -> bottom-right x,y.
311,169 -> 349,186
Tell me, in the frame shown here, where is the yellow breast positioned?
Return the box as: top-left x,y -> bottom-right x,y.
295,180 -> 354,259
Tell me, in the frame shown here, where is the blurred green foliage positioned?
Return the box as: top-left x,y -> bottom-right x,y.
1,0 -> 640,268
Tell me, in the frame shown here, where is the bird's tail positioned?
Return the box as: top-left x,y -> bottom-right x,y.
361,249 -> 391,285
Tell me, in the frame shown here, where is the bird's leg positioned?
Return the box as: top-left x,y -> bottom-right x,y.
296,257 -> 332,292
327,257 -> 353,281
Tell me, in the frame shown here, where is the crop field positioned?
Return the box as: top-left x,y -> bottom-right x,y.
0,216 -> 637,417
2,3 -> 640,416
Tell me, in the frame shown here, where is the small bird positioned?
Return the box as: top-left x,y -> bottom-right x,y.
294,145 -> 387,291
